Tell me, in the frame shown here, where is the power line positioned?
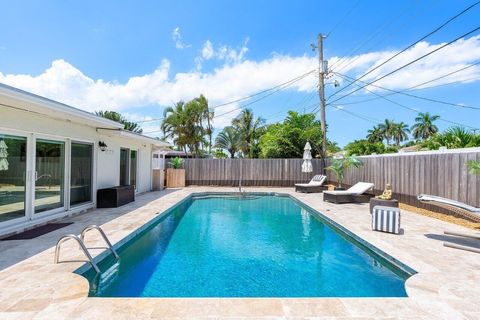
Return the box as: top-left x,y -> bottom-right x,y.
326,0 -> 361,37
332,73 -> 479,130
328,26 -> 480,105
333,71 -> 480,110
210,69 -> 316,110
141,70 -> 316,132
329,0 -> 424,73
213,71 -> 316,119
327,1 -> 480,100
328,105 -> 381,125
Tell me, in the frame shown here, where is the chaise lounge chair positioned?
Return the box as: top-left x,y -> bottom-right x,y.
417,194 -> 480,253
295,175 -> 327,193
323,182 -> 375,204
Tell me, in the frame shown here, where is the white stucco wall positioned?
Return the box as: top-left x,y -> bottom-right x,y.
0,106 -> 153,196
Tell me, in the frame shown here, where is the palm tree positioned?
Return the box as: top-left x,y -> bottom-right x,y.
411,112 -> 439,141
232,109 -> 265,158
392,122 -> 410,146
161,96 -> 214,157
378,119 -> 395,145
366,125 -> 383,143
95,110 -> 143,133
161,102 -> 190,153
194,95 -> 214,155
215,126 -> 241,158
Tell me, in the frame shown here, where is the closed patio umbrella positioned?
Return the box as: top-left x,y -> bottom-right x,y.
0,139 -> 8,171
301,142 -> 313,173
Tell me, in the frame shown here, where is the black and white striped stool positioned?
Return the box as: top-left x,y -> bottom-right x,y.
372,205 -> 401,234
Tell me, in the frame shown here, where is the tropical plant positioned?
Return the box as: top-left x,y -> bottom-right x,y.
161,96 -> 214,157
213,149 -> 228,159
169,156 -> 184,169
232,109 -> 265,158
378,119 -> 395,145
215,126 -> 241,158
467,160 -> 480,175
366,126 -> 383,143
344,139 -> 388,156
420,126 -> 480,150
392,121 -> 410,146
259,111 -> 334,158
95,110 -> 143,133
411,112 -> 439,141
326,156 -> 363,187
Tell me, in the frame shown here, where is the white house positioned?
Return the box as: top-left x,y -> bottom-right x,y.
0,83 -> 170,236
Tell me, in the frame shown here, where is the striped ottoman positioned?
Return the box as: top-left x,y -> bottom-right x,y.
372,205 -> 401,234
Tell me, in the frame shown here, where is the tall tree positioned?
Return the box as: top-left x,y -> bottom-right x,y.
392,121 -> 410,146
194,95 -> 214,155
232,109 -> 265,158
215,126 -> 241,158
378,119 -> 395,145
258,111 -> 337,158
161,95 -> 214,157
95,110 -> 143,133
366,125 -> 383,143
411,112 -> 439,141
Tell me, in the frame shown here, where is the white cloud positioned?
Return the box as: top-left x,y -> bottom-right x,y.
201,40 -> 214,60
172,27 -> 191,49
196,38 -> 250,70
1,35 -> 479,131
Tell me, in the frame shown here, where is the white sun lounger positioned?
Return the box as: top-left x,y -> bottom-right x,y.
323,182 -> 375,203
417,194 -> 480,253
295,175 -> 327,193
417,194 -> 480,223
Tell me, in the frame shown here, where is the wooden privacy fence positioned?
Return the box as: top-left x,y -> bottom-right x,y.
184,149 -> 480,210
330,150 -> 480,209
184,159 -> 325,186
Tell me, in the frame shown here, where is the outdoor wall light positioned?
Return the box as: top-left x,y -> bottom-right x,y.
99,141 -> 108,152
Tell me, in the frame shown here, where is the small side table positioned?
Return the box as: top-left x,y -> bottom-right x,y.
369,198 -> 399,214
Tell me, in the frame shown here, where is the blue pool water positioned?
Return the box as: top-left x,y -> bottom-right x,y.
80,194 -> 412,297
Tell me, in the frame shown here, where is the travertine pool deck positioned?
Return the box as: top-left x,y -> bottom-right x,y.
0,187 -> 479,319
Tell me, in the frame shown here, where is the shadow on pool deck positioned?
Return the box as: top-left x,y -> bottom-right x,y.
424,232 -> 480,250
0,189 -> 180,271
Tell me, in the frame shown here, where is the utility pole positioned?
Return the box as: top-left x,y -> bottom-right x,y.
314,33 -> 327,172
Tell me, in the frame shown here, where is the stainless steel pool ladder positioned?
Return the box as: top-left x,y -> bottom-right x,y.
54,225 -> 119,274
54,234 -> 101,274
80,225 -> 119,260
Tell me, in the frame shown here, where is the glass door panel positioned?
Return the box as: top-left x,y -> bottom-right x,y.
70,142 -> 93,206
130,150 -> 137,189
35,139 -> 65,213
0,134 -> 27,223
120,148 -> 129,186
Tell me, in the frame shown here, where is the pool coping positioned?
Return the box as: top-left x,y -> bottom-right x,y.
1,187 -> 479,319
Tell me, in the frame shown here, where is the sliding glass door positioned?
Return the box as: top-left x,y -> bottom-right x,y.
34,139 -> 65,214
70,142 -> 93,206
0,134 -> 28,223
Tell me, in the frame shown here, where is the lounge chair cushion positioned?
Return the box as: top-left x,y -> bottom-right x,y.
372,205 -> 401,234
295,175 -> 326,187
324,182 -> 374,196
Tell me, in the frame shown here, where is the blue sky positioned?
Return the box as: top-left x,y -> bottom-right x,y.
0,0 -> 479,146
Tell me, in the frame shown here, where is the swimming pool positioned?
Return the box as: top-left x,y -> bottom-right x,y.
78,193 -> 414,297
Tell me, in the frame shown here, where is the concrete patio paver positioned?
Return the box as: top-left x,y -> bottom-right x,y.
0,187 -> 479,319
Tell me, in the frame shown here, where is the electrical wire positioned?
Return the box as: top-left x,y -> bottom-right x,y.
333,71 -> 480,110
327,1 -> 480,100
328,26 -> 480,105
331,73 -> 479,129
329,0 -> 424,73
326,0 -> 362,37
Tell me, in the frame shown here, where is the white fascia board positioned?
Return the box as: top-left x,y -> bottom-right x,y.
0,82 -> 123,129
96,128 -> 171,147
